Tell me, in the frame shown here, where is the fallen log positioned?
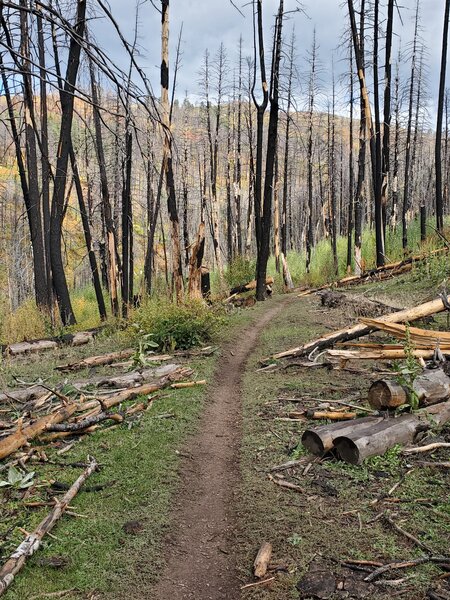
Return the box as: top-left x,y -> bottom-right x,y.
298,248 -> 449,298
254,542 -> 273,578
229,276 -> 274,296
0,385 -> 50,406
368,370 -> 450,409
56,349 -> 135,372
0,457 -> 98,596
334,401 -> 450,464
360,318 -> 450,347
328,348 -> 450,361
271,293 -> 450,361
0,404 -> 78,460
302,416 -> 383,455
3,330 -> 99,358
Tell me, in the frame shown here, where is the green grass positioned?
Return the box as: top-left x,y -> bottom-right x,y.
0,298 -> 270,599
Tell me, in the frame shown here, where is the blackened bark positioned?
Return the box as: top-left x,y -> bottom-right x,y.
436,0 -> 450,231
50,0 -> 87,325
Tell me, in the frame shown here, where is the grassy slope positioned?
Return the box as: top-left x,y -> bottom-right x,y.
236,292 -> 450,600
1,302 -> 269,600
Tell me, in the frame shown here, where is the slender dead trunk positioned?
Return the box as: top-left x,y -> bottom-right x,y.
436,0 -> 450,231
50,0 -> 87,325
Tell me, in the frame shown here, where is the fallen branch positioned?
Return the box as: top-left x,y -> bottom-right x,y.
46,412 -> 123,432
403,442 -> 450,455
383,513 -> 434,554
0,404 -> 77,460
241,577 -> 276,590
364,557 -> 449,583
0,457 -> 98,595
254,542 -> 272,578
305,410 -> 356,421
270,293 -> 450,361
268,474 -> 303,493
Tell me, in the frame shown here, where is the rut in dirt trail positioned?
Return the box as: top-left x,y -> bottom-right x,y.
145,298 -> 289,600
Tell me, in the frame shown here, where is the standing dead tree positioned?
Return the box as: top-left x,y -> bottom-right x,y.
253,0 -> 285,301
436,0 -> 450,232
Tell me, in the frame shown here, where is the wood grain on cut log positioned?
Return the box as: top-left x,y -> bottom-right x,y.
302,416 -> 383,455
0,458 -> 98,596
369,370 -> 450,409
334,400 -> 450,464
271,293 -> 450,361
254,542 -> 272,578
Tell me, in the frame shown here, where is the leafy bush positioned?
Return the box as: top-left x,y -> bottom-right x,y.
132,299 -> 223,351
224,256 -> 256,289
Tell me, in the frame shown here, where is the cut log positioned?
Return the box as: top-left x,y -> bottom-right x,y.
0,404 -> 77,460
334,401 -> 450,464
305,410 -> 357,420
302,416 -> 383,455
0,457 -> 98,596
71,331 -> 95,346
368,369 -> 450,409
56,349 -> 135,372
6,340 -> 58,356
254,542 -> 273,578
271,293 -> 450,361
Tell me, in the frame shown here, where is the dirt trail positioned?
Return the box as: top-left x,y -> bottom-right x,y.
149,297 -> 289,600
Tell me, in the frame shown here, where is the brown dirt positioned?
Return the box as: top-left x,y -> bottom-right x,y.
149,296 -> 291,600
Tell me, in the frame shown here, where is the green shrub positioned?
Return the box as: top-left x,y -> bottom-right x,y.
224,257 -> 256,289
131,299 -> 223,351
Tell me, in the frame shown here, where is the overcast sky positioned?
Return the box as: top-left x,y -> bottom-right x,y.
90,0 -> 448,119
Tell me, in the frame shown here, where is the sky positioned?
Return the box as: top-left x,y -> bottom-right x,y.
90,0 -> 448,118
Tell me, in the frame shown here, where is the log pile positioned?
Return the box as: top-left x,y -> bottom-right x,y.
0,363 -> 198,462
2,328 -> 102,358
269,292 -> 450,361
301,366 -> 450,463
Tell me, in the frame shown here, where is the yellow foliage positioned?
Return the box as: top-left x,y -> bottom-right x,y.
1,300 -> 48,345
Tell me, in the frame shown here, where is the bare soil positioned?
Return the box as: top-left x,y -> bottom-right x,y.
146,297 -> 291,600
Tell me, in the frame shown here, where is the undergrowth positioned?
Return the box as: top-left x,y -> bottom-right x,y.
131,298 -> 224,351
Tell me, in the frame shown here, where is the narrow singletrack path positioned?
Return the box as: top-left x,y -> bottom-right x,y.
150,297 -> 290,600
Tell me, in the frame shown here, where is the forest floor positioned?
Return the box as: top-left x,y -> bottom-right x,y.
1,273 -> 450,599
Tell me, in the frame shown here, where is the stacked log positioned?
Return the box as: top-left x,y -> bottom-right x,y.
302,371 -> 450,463
368,369 -> 450,409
